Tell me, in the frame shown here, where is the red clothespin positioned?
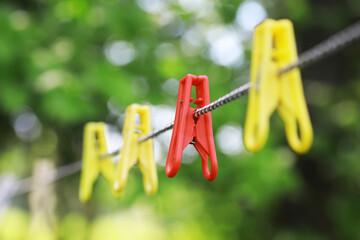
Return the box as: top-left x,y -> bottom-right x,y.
166,74 -> 218,181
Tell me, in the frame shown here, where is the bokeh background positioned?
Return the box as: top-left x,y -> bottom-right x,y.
0,0 -> 360,239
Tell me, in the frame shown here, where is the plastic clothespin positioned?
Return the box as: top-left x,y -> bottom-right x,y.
166,74 -> 218,181
113,104 -> 158,195
79,122 -> 120,202
244,19 -> 313,154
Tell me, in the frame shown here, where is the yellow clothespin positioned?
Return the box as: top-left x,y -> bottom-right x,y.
113,104 -> 158,195
79,122 -> 120,202
244,19 -> 313,154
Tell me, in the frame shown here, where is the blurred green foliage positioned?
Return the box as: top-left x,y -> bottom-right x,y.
0,0 -> 360,239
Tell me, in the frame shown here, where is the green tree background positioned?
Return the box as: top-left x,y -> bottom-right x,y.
0,0 -> 359,239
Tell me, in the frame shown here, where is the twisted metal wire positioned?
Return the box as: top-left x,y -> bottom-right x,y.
280,20 -> 360,74
193,83 -> 251,118
138,121 -> 174,142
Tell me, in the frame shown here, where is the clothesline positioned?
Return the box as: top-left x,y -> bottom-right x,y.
5,19 -> 360,200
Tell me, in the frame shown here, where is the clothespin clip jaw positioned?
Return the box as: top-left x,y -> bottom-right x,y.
244,19 -> 313,154
79,123 -> 120,202
166,74 -> 218,181
113,104 -> 158,196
